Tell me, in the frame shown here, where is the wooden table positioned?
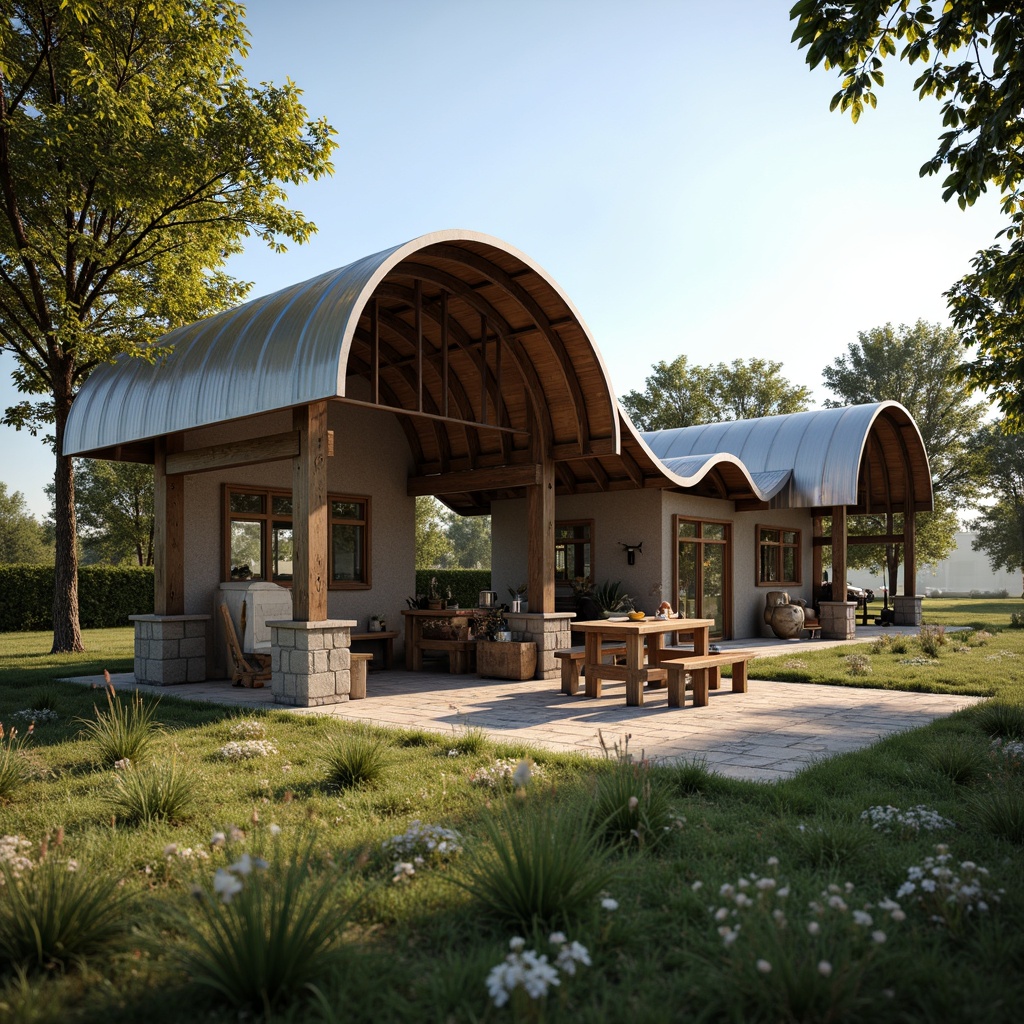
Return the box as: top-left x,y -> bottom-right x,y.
401,608 -> 476,672
573,617 -> 715,706
350,630 -> 398,669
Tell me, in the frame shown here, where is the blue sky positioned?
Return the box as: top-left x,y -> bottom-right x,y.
0,0 -> 1004,518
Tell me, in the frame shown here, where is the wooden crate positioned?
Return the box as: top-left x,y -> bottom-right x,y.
477,640 -> 537,681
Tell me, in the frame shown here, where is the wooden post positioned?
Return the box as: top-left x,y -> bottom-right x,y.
812,515 -> 823,595
831,505 -> 847,599
527,448 -> 555,614
904,504 -> 916,596
153,435 -> 184,615
292,402 -> 329,622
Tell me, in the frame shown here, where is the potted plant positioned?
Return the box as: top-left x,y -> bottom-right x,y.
507,583 -> 528,613
593,580 -> 632,618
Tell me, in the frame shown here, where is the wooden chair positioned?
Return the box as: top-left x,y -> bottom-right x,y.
219,603 -> 272,688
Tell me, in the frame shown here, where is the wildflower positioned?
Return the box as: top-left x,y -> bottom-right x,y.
756,959 -> 772,974
213,868 -> 243,903
807,921 -> 821,936
509,936 -> 526,951
113,758 -> 132,771
164,843 -> 178,858
691,880 -> 703,892
852,910 -> 873,927
210,831 -> 226,849
872,930 -> 887,944
269,823 -> 282,836
628,795 -> 639,811
767,856 -> 779,867
717,926 -> 740,946
392,861 -> 415,882
601,897 -> 619,912
512,759 -> 532,788
818,960 -> 833,977
555,940 -> 591,975
548,931 -> 567,945
714,907 -> 730,922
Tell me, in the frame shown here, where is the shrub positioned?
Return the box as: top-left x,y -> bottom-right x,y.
843,654 -> 872,676
970,784 -> 1024,843
413,569 -> 491,609
889,634 -> 910,654
110,759 -> 195,824
173,838 -> 354,1013
77,684 -> 161,767
593,762 -> 678,851
454,799 -> 616,930
320,728 -> 390,788
925,736 -> 990,786
917,624 -> 947,658
0,855 -> 131,971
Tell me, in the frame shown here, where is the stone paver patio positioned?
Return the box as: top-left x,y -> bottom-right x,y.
67,626 -> 981,782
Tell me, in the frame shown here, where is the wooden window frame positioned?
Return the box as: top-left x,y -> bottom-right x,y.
756,524 -> 802,588
223,485 -> 371,591
673,514 -> 733,639
554,519 -> 595,589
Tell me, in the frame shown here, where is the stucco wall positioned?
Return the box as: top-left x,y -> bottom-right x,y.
180,400 -> 415,674
492,488 -> 813,639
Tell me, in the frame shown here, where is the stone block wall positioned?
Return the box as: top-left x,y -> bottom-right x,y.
819,600 -> 856,640
270,619 -> 356,707
503,611 -> 574,680
129,614 -> 210,685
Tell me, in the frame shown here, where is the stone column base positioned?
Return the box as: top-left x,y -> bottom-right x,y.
819,601 -> 857,640
129,614 -> 210,685
269,619 -> 356,706
893,595 -> 923,627
503,612 -> 574,680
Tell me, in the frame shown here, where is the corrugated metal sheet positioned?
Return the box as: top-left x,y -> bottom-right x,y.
641,403 -> 932,509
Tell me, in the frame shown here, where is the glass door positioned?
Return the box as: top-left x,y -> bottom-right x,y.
675,517 -> 731,638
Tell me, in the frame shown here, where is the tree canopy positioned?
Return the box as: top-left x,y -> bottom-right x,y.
0,481 -> 51,563
415,496 -> 491,570
821,320 -> 987,589
790,1 -> 1024,420
621,356 -> 812,431
0,1 -> 336,650
970,421 -> 1024,595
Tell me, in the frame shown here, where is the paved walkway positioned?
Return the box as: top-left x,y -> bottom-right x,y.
67,626 -> 981,782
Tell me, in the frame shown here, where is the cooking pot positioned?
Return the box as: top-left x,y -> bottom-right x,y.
478,590 -> 498,608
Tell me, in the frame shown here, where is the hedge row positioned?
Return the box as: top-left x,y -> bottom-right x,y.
414,569 -> 492,610
0,564 -> 154,632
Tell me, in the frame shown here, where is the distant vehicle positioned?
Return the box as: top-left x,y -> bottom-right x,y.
846,583 -> 874,602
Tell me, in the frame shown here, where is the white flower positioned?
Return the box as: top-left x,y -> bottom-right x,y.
756,959 -> 772,974
872,930 -> 887,944
269,823 -> 282,836
691,880 -> 703,892
601,897 -> 619,911
818,960 -> 833,977
555,941 -> 591,975
714,907 -> 730,922
210,831 -> 226,848
230,853 -> 254,876
807,921 -> 821,936
509,936 -> 526,952
628,795 -> 639,810
392,861 -> 415,882
213,868 -> 243,903
767,856 -> 779,867
852,910 -> 873,927
512,760 -> 532,788
717,926 -> 740,946
548,931 -> 567,945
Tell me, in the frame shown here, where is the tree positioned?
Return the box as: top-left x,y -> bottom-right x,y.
621,356 -> 812,431
415,496 -> 454,570
791,2 -> 1024,421
0,3 -> 336,652
0,481 -> 51,562
821,320 -> 987,592
48,460 -> 154,566
446,513 -> 491,569
970,421 -> 1024,596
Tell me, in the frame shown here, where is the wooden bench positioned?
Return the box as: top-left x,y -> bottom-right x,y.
659,649 -> 756,707
555,643 -> 628,695
350,630 -> 398,669
349,652 -> 374,700
416,638 -> 476,674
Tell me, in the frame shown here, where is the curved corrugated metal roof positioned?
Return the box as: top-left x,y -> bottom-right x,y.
64,230 -> 622,469
640,402 -> 932,511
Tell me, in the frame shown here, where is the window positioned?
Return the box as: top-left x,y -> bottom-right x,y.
674,516 -> 731,638
224,486 -> 370,589
555,520 -> 593,585
757,525 -> 800,586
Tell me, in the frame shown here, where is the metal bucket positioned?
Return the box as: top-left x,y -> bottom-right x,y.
479,590 -> 498,608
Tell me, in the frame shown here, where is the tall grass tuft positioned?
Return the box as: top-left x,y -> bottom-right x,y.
173,838 -> 354,1014
454,798 -> 616,930
447,726 -> 488,756
668,755 -> 720,795
110,758 -> 195,824
925,736 -> 990,786
790,818 -> 876,869
975,701 -> 1024,741
970,783 -> 1024,843
320,727 -> 390,788
0,723 -> 32,802
593,762 -> 677,850
76,682 -> 161,766
0,856 -> 131,970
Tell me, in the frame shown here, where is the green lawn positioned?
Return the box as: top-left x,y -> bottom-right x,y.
0,612 -> 1022,1022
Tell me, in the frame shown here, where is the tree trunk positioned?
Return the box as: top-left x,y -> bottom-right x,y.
51,386 -> 83,653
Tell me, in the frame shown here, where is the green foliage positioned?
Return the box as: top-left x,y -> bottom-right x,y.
414,568 -> 491,608
970,783 -> 1024,843
621,355 -> 812,431
592,580 -> 632,613
593,763 -> 677,850
789,817 -> 876,870
0,565 -> 154,631
319,728 -> 390,789
0,856 -> 131,971
454,798 -> 617,930
925,735 -> 990,786
172,839 -> 354,1013
415,497 -> 491,570
791,3 -> 1024,421
448,726 -> 488,756
109,759 -> 195,824
0,722 -> 32,802
917,624 -> 948,659
0,483 -> 51,564
970,421 -> 1024,591
975,701 -> 1024,741
76,686 -> 161,767
414,496 -> 455,569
